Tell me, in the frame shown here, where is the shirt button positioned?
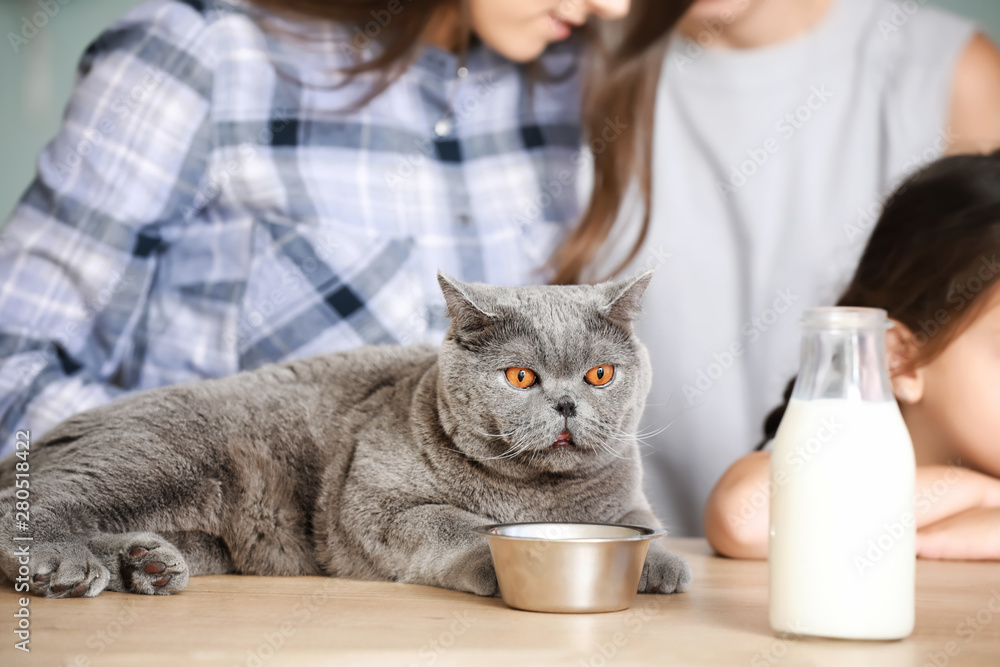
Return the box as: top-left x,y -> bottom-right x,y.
457,214 -> 471,226
434,118 -> 453,137
457,66 -> 469,78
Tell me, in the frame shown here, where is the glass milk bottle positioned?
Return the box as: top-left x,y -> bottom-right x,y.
769,307 -> 915,640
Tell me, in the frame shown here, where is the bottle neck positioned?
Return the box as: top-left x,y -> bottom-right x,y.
792,327 -> 895,402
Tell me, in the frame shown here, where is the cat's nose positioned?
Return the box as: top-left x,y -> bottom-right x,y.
554,395 -> 577,417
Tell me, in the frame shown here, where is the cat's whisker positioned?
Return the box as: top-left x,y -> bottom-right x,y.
604,419 -> 675,441
479,445 -> 529,461
642,393 -> 674,409
634,425 -> 672,439
447,423 -> 537,462
603,434 -> 654,452
444,431 -> 534,461
591,438 -> 629,459
600,412 -> 686,456
584,430 -> 629,459
605,426 -> 662,445
527,443 -> 542,467
602,426 -> 656,444
472,426 -> 519,439
627,434 -> 665,449
475,430 -> 540,462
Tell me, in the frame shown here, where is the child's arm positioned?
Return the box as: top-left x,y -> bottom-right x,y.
704,452 -> 771,560
917,508 -> 1000,560
704,458 -> 1000,561
914,465 -> 1000,527
915,466 -> 1000,560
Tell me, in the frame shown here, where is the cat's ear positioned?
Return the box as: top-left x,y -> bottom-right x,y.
599,270 -> 654,326
437,271 -> 496,332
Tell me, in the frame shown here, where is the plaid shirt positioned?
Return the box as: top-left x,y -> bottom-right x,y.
0,0 -> 583,455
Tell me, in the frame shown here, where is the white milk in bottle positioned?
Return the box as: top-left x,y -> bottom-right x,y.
769,307 -> 915,640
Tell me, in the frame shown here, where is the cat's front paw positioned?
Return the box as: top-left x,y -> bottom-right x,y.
454,545 -> 499,597
638,544 -> 692,594
89,532 -> 189,595
25,541 -> 110,598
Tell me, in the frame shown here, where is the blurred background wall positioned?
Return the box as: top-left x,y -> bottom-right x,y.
1,0 -> 1000,220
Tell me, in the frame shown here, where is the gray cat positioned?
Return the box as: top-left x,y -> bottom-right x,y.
0,272 -> 691,599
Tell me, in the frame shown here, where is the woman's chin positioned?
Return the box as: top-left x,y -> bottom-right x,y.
683,0 -> 750,24
479,35 -> 550,63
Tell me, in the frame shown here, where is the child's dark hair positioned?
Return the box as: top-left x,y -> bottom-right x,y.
758,151 -> 1000,449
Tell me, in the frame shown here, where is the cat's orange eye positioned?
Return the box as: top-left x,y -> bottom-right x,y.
505,367 -> 536,389
585,365 -> 614,387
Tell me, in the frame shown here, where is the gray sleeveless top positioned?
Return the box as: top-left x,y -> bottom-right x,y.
592,0 -> 975,535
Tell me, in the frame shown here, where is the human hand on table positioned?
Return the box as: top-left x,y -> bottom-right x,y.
705,456 -> 1000,561
917,507 -> 1000,560
915,465 -> 1000,560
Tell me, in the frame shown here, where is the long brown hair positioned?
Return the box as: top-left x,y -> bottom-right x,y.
246,0 -> 461,107
246,1 -> 692,253
550,0 -> 695,284
759,152 -> 1000,447
245,0 -> 692,282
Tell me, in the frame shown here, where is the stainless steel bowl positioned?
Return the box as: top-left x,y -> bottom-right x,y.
473,522 -> 666,613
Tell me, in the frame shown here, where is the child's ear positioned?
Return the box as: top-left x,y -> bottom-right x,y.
886,320 -> 925,404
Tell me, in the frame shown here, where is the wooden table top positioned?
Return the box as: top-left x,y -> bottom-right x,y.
3,538 -> 999,666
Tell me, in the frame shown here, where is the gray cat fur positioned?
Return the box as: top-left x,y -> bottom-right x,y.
0,271 -> 692,598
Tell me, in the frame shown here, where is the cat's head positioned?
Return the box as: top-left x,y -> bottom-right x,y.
435,271 -> 653,475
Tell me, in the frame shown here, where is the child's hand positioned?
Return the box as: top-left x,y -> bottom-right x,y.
705,458 -> 1000,561
914,465 -> 1000,560
915,465 -> 1000,528
917,507 -> 1000,560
